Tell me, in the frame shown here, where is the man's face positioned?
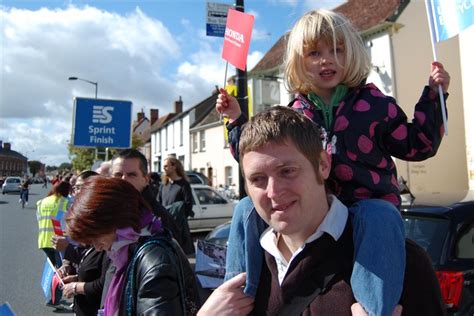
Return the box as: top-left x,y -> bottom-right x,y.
111,157 -> 148,192
242,141 -> 330,239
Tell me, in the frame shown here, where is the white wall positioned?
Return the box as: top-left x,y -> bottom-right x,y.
392,2 -> 470,204
191,124 -> 240,189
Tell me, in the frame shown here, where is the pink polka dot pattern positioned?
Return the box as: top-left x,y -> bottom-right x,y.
369,121 -> 379,138
334,116 -> 349,131
391,125 -> 407,140
388,103 -> 397,118
414,111 -> 426,125
381,193 -> 399,206
353,100 -> 370,112
335,101 -> 345,116
370,88 -> 385,97
377,157 -> 387,168
358,135 -> 373,154
406,148 -> 418,159
346,150 -> 357,161
369,170 -> 380,184
334,164 -> 353,181
354,187 -> 371,200
417,133 -> 432,150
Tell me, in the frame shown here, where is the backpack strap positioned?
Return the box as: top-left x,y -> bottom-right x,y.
124,236 -> 187,316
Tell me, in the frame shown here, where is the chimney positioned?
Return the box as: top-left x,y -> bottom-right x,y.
174,96 -> 183,114
4,142 -> 11,150
137,110 -> 145,122
150,109 -> 159,125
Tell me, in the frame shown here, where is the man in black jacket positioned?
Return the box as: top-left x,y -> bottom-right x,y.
110,149 -> 181,244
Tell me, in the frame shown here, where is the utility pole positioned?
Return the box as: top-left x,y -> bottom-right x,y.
235,0 -> 248,199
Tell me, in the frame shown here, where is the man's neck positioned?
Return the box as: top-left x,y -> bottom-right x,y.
276,196 -> 331,261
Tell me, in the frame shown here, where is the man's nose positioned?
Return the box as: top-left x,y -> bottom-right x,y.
266,177 -> 283,199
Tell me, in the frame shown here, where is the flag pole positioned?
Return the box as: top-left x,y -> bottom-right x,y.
425,0 -> 448,136
220,61 -> 229,123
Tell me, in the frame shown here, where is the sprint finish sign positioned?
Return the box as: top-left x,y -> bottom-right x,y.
72,97 -> 132,148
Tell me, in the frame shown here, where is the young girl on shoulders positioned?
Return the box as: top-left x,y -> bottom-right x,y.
217,9 -> 450,316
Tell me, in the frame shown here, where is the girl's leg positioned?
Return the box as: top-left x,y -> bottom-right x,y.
349,199 -> 406,316
225,196 -> 267,297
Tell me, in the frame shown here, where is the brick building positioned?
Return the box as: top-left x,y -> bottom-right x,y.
0,141 -> 28,177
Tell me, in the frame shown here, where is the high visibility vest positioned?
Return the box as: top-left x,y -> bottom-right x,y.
36,195 -> 69,249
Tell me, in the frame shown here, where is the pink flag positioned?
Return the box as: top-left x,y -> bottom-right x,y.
222,9 -> 254,71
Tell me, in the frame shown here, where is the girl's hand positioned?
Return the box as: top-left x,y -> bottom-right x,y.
216,88 -> 242,121
429,61 -> 450,93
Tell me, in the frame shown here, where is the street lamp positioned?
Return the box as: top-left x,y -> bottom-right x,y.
68,76 -> 98,98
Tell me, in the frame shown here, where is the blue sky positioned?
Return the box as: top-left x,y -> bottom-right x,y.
0,0 -> 345,166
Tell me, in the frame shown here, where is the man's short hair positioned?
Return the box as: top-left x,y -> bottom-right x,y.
239,106 -> 325,183
114,149 -> 148,176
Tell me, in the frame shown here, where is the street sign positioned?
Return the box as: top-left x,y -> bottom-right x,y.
206,2 -> 232,37
72,97 -> 132,148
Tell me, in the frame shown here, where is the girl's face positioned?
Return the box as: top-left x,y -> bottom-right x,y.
303,40 -> 345,100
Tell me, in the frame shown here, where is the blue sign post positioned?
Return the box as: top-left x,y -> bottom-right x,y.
72,97 -> 132,148
206,2 -> 231,37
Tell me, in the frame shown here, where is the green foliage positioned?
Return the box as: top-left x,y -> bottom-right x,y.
68,144 -> 95,172
28,160 -> 43,177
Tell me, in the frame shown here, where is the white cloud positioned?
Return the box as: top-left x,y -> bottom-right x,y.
0,5 -> 226,166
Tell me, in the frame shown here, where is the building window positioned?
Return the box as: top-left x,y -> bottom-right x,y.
192,133 -> 198,153
200,130 -> 206,152
225,166 -> 233,186
164,128 -> 168,150
179,119 -> 183,146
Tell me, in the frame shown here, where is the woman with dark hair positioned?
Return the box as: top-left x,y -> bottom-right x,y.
158,157 -> 195,254
36,180 -> 72,267
66,177 -> 199,315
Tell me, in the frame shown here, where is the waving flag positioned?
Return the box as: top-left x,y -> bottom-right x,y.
221,9 -> 254,71
428,0 -> 474,42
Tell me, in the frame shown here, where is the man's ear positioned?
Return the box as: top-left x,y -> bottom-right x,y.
318,151 -> 331,180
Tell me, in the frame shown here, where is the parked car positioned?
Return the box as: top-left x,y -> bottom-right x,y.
200,198 -> 474,315
1,176 -> 22,194
401,200 -> 474,316
188,184 -> 236,232
155,171 -> 210,185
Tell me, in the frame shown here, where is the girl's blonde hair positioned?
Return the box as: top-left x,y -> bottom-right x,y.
284,9 -> 372,94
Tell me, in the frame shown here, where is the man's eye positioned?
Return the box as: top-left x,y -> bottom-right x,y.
249,176 -> 266,186
281,168 -> 297,177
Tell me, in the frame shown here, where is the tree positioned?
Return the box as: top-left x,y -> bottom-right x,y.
58,162 -> 72,172
68,144 -> 95,172
28,160 -> 43,177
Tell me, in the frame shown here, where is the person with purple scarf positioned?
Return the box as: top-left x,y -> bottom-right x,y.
66,177 -> 200,315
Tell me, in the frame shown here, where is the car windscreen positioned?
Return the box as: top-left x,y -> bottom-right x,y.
403,215 -> 450,265
7,178 -> 20,183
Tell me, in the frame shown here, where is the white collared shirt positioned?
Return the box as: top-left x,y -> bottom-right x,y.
260,195 -> 348,285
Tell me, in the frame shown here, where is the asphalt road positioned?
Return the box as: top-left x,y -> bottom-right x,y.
0,183 -> 211,315
0,184 -> 73,315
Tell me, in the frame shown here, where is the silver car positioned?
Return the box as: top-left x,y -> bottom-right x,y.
188,184 -> 237,232
1,176 -> 22,194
